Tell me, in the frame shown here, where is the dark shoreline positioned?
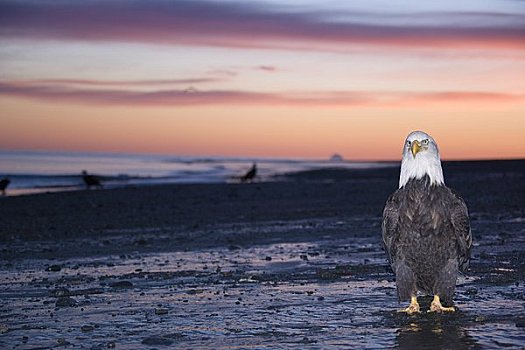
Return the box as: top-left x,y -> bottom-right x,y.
1,159 -> 523,244
0,159 -> 524,349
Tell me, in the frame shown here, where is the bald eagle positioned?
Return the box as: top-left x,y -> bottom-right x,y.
382,131 -> 472,313
0,177 -> 10,196
82,170 -> 102,190
241,163 -> 257,183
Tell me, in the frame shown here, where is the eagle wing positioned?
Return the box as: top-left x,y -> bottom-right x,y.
382,192 -> 400,265
450,191 -> 472,272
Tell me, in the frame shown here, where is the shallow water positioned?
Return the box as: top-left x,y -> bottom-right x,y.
0,150 -> 396,196
1,216 -> 524,349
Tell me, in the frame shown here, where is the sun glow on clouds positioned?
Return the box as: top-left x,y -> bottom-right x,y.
0,0 -> 524,159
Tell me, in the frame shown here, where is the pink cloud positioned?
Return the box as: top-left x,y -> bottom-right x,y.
1,1 -> 523,51
18,78 -> 222,87
1,80 -> 523,107
256,66 -> 277,72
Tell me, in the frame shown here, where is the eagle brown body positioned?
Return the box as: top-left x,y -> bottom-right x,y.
382,175 -> 471,306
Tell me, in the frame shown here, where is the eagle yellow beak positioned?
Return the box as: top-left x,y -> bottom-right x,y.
411,140 -> 422,158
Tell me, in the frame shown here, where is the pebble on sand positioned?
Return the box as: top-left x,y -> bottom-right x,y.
142,336 -> 174,346
56,338 -> 71,346
55,296 -> 78,307
155,308 -> 169,315
515,316 -> 525,328
51,287 -> 70,297
109,281 -> 133,289
46,264 -> 62,272
81,325 -> 94,332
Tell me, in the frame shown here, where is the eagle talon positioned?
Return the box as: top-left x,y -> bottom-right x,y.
428,295 -> 455,313
398,296 -> 420,314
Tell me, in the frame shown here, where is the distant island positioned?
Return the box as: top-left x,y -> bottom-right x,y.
329,153 -> 344,162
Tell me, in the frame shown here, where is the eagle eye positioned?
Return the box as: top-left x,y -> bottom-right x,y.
406,140 -> 411,147
422,139 -> 429,145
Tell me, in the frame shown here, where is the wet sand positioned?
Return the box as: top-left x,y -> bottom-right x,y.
1,160 -> 524,349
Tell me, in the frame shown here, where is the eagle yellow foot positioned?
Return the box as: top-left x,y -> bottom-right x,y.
428,295 -> 455,313
398,296 -> 420,314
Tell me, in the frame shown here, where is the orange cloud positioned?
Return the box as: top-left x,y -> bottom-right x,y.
0,80 -> 523,107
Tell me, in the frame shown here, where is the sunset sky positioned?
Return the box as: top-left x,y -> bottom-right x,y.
1,0 -> 524,160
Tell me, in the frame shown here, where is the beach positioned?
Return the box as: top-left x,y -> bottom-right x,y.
1,160 -> 524,349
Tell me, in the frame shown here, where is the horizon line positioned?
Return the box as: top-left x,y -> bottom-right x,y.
1,147 -> 523,164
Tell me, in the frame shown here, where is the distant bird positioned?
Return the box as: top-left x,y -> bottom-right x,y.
0,177 -> 10,196
183,86 -> 198,93
240,163 -> 257,183
382,131 -> 471,314
82,170 -> 102,189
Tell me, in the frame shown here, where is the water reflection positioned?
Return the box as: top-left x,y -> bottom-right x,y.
395,312 -> 479,350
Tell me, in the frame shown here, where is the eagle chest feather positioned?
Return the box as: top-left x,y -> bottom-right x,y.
397,180 -> 456,269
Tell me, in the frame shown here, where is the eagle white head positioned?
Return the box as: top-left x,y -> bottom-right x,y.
399,130 -> 444,188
